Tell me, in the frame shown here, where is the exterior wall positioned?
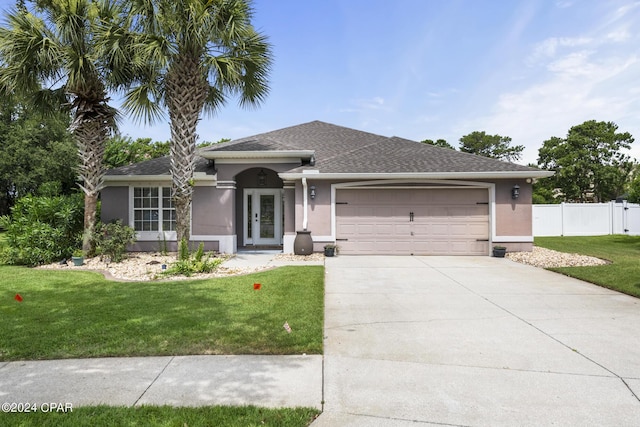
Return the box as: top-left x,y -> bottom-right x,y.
293,180 -> 335,252
293,178 -> 535,253
101,185 -> 222,252
129,240 -> 220,252
216,162 -> 298,182
304,180 -> 333,236
192,186 -> 234,235
100,186 -> 129,224
103,174 -> 537,254
493,179 -> 533,252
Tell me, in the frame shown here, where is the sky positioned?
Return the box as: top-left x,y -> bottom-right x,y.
1,0 -> 639,166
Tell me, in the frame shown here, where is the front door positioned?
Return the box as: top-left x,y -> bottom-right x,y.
243,189 -> 282,246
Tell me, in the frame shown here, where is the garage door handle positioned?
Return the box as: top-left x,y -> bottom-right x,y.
476,239 -> 489,242
409,212 -> 414,222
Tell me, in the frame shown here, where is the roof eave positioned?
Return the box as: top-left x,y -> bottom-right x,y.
278,170 -> 555,180
200,150 -> 315,160
103,173 -> 216,184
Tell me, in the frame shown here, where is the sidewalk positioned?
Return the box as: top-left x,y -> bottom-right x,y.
0,355 -> 323,409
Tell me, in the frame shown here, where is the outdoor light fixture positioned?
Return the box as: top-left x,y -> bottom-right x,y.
511,184 -> 520,200
310,185 -> 316,200
257,169 -> 267,187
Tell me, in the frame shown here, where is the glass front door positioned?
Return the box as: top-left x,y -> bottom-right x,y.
244,189 -> 282,245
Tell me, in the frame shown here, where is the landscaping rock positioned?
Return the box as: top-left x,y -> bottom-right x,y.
506,246 -> 608,268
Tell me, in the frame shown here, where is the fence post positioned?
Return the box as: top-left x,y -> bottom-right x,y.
609,201 -> 613,235
623,200 -> 629,234
560,202 -> 565,236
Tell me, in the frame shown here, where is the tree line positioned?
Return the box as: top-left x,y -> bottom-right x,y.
0,96 -> 227,217
423,120 -> 637,204
0,0 -> 272,255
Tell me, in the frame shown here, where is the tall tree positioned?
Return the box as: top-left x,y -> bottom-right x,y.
422,138 -> 455,150
0,94 -> 77,216
0,0 -> 129,253
459,131 -> 524,162
537,120 -> 634,202
105,0 -> 272,245
104,135 -> 170,169
625,163 -> 640,203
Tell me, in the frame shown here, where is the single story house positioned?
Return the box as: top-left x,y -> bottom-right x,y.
101,120 -> 553,255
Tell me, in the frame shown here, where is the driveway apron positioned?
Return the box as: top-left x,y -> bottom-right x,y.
313,256 -> 640,426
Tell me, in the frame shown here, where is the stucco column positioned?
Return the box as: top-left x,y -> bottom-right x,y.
283,180 -> 296,253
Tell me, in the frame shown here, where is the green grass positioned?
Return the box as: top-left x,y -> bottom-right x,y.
0,405 -> 320,427
535,235 -> 640,298
0,265 -> 324,361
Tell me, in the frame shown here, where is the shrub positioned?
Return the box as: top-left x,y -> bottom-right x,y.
178,237 -> 190,261
92,220 -> 136,263
165,240 -> 222,277
0,193 -> 84,266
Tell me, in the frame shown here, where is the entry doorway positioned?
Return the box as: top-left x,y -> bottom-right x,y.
243,189 -> 283,246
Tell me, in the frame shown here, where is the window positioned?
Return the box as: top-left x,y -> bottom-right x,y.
133,187 -> 175,232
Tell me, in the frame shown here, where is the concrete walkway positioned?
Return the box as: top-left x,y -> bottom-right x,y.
0,355 -> 322,409
313,256 -> 640,426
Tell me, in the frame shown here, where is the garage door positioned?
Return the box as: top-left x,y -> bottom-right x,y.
336,188 -> 489,255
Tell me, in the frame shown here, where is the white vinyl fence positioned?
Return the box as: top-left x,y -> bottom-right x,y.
533,201 -> 640,236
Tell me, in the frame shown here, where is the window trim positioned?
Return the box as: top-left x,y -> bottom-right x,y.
129,185 -> 177,241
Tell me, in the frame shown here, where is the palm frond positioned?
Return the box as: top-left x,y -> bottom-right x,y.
122,82 -> 165,124
202,85 -> 227,117
30,87 -> 70,117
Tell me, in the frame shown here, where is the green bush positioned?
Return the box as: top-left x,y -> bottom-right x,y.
165,240 -> 222,277
0,193 -> 84,266
92,220 -> 136,263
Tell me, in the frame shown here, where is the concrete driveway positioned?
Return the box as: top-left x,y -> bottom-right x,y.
313,256 -> 640,426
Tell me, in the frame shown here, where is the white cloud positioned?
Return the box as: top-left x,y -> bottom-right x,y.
606,30 -> 631,42
527,37 -> 592,65
459,1 -> 640,165
555,1 -> 574,8
546,50 -> 596,76
459,50 -> 640,165
339,96 -> 389,114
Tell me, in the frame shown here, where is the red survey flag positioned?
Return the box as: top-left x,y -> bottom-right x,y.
14,294 -> 23,302
253,283 -> 261,290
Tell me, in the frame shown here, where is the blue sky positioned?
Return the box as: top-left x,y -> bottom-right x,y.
2,0 -> 639,165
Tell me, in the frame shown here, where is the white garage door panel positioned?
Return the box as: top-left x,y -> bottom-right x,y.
336,188 -> 489,255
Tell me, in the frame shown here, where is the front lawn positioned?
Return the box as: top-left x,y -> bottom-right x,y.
0,405 -> 320,427
535,235 -> 640,298
0,265 -> 324,361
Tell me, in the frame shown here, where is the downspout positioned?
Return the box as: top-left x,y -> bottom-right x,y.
302,177 -> 308,230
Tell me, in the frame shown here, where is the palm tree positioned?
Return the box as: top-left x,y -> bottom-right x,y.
0,0 -> 127,254
110,0 -> 272,246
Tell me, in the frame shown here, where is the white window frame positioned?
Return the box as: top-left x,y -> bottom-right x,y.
129,185 -> 177,241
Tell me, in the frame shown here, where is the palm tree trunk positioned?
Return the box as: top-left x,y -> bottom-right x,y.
165,54 -> 209,250
71,98 -> 114,255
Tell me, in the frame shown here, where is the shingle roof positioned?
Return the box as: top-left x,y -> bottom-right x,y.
204,120 -> 538,174
107,120 -> 542,177
106,156 -> 213,176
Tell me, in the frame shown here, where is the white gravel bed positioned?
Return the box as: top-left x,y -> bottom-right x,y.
38,247 -> 603,281
506,246 -> 608,268
38,252 -> 269,282
273,253 -> 325,262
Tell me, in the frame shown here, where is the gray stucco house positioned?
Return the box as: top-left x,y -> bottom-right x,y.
101,121 -> 553,255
